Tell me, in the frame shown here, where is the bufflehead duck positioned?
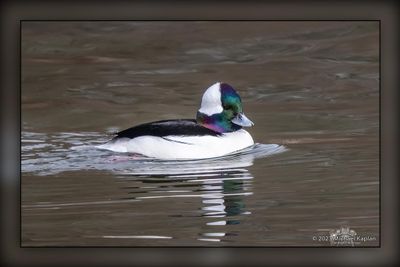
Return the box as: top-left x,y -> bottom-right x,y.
97,82 -> 254,159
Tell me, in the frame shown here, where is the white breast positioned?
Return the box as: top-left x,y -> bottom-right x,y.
97,129 -> 254,160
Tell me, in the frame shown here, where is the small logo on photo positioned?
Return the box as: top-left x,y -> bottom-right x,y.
329,226 -> 357,246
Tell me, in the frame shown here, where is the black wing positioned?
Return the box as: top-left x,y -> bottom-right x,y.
114,119 -> 221,139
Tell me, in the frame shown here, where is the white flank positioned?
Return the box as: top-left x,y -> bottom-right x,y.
97,129 -> 254,160
198,82 -> 223,115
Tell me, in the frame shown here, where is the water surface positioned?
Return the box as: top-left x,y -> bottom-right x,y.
21,21 -> 379,246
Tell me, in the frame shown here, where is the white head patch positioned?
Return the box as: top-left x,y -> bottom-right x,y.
198,82 -> 223,116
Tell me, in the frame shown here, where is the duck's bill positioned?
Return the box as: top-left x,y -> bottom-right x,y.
231,113 -> 254,127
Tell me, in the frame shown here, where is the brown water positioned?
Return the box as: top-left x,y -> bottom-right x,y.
21,21 -> 379,246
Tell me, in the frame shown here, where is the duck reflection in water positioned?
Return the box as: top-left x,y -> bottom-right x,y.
198,170 -> 253,243
115,144 -> 287,244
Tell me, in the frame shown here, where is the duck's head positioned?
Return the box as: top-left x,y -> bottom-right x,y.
196,82 -> 254,133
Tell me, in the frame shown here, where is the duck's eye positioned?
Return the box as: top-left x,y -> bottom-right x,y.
224,104 -> 233,110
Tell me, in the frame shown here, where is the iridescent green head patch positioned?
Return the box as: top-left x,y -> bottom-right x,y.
220,83 -> 243,120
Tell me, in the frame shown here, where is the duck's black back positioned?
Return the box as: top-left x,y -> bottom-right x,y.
115,119 -> 221,139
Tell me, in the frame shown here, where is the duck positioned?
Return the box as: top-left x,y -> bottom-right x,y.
97,82 -> 254,159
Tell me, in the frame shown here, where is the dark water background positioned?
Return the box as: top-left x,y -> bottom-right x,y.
21,21 -> 379,246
